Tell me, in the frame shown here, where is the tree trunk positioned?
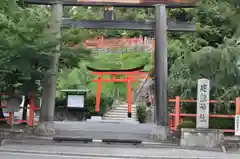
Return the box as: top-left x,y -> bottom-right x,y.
34,3 -> 62,136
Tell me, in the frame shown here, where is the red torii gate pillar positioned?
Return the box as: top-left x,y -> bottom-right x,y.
87,65 -> 147,118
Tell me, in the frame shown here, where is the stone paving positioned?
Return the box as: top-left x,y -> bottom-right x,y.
0,144 -> 239,159
53,121 -> 164,141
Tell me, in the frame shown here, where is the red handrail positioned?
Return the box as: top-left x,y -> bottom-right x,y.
0,94 -> 39,126
168,96 -> 240,133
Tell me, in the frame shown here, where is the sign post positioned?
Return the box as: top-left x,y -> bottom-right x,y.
196,78 -> 210,129
61,89 -> 88,108
61,89 -> 88,120
235,115 -> 240,135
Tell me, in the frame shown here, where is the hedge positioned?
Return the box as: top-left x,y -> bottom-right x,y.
136,103 -> 147,123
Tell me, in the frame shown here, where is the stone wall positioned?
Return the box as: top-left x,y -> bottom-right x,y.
180,128 -> 224,148
134,78 -> 154,103
0,128 -> 23,140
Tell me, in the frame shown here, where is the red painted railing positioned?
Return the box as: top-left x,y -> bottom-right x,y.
168,96 -> 240,132
0,94 -> 39,126
1,93 -> 239,131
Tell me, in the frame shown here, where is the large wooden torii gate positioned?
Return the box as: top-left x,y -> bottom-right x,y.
86,65 -> 147,118
22,0 -> 196,127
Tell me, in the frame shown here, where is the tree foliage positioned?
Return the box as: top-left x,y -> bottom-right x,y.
58,52 -> 151,99
0,0 -> 92,123
57,0 -> 240,107
168,0 -> 239,100
0,0 -> 91,94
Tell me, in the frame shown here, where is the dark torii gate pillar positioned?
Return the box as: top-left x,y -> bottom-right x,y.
154,5 -> 168,126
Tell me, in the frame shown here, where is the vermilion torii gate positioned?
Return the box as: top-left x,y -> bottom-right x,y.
87,65 -> 148,118
23,0 -> 196,127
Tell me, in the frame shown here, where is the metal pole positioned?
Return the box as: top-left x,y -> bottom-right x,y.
154,5 -> 168,126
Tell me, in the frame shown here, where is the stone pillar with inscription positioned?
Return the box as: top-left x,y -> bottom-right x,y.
180,78 -> 224,149
196,78 -> 210,128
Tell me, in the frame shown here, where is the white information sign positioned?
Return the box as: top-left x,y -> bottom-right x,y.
3,97 -> 21,113
196,78 -> 210,129
235,115 -> 240,136
67,95 -> 84,108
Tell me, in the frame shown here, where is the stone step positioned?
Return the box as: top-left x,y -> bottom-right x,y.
104,113 -> 137,118
105,111 -> 137,115
107,111 -> 136,115
103,114 -> 137,118
112,105 -> 137,108
111,107 -> 137,111
106,110 -> 137,114
103,116 -> 137,120
103,117 -> 137,120
114,108 -> 137,112
103,115 -> 137,119
110,109 -> 137,112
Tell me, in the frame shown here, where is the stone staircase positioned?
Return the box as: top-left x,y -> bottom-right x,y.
103,104 -> 137,121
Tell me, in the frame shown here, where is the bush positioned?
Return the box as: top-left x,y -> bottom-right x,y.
136,104 -> 147,123
170,120 -> 196,140
209,118 -> 234,129
55,98 -> 66,107
84,94 -> 114,118
178,117 -> 235,131
177,120 -> 196,130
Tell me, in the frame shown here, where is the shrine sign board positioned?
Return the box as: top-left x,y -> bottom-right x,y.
67,95 -> 84,108
3,96 -> 21,113
61,89 -> 88,109
196,78 -> 210,129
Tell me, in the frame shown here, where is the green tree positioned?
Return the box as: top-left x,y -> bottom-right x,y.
0,1 -> 92,126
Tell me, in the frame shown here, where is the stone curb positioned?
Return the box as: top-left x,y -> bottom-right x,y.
53,136 -> 143,144
1,137 -> 225,153
1,137 -> 178,149
0,128 -> 23,133
0,148 -> 225,159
